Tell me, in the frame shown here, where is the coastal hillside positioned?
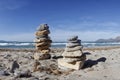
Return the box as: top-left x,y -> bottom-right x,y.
95,36 -> 120,42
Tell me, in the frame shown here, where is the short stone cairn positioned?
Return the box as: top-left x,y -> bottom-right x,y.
34,24 -> 52,60
58,36 -> 86,70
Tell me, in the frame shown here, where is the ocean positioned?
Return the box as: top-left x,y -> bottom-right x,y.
0,41 -> 120,49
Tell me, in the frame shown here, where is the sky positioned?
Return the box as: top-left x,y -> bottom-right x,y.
0,0 -> 120,41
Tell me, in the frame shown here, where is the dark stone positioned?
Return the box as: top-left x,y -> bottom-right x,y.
37,24 -> 49,31
68,39 -> 81,43
68,36 -> 78,41
10,61 -> 19,73
39,54 -> 51,60
14,69 -> 32,78
0,70 -> 10,76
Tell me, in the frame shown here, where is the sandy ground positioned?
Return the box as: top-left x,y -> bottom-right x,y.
0,46 -> 120,80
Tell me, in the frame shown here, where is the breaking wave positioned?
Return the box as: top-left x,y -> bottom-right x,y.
0,42 -> 120,48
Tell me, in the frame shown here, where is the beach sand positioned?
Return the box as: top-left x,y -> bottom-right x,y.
0,46 -> 120,80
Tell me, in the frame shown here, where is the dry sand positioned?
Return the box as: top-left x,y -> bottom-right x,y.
0,46 -> 120,80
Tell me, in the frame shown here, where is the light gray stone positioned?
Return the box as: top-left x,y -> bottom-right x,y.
61,58 -> 82,63
65,46 -> 83,52
62,50 -> 83,57
58,59 -> 85,70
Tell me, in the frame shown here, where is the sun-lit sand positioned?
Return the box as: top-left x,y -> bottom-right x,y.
0,46 -> 120,80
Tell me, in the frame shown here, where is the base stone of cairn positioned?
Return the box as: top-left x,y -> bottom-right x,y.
34,24 -> 52,60
58,36 -> 86,70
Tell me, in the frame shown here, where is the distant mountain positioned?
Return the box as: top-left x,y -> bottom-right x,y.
95,36 -> 120,42
0,40 -> 8,43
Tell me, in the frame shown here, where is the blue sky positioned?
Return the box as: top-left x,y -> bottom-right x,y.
0,0 -> 120,41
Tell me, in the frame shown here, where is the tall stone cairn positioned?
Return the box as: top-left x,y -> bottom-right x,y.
58,36 -> 86,70
34,24 -> 52,60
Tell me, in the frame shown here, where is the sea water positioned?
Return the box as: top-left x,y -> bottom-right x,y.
0,41 -> 120,49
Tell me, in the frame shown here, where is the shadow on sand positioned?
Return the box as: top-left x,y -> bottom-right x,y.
82,52 -> 106,69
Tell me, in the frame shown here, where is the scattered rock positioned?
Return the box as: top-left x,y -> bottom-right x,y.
10,60 -> 19,73
14,69 -> 32,78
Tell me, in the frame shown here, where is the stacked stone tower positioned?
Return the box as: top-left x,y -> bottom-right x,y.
58,36 -> 86,70
34,24 -> 52,60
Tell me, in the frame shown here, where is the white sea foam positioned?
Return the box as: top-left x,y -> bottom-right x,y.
0,42 -> 33,46
0,42 -> 120,48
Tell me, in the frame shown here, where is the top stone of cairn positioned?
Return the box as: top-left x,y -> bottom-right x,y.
67,36 -> 78,41
37,24 -> 49,31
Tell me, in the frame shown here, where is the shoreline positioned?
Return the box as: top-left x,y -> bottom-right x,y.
0,46 -> 120,52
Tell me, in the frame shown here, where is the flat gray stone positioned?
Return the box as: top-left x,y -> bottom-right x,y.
62,50 -> 83,57
65,46 -> 83,52
61,58 -> 83,63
